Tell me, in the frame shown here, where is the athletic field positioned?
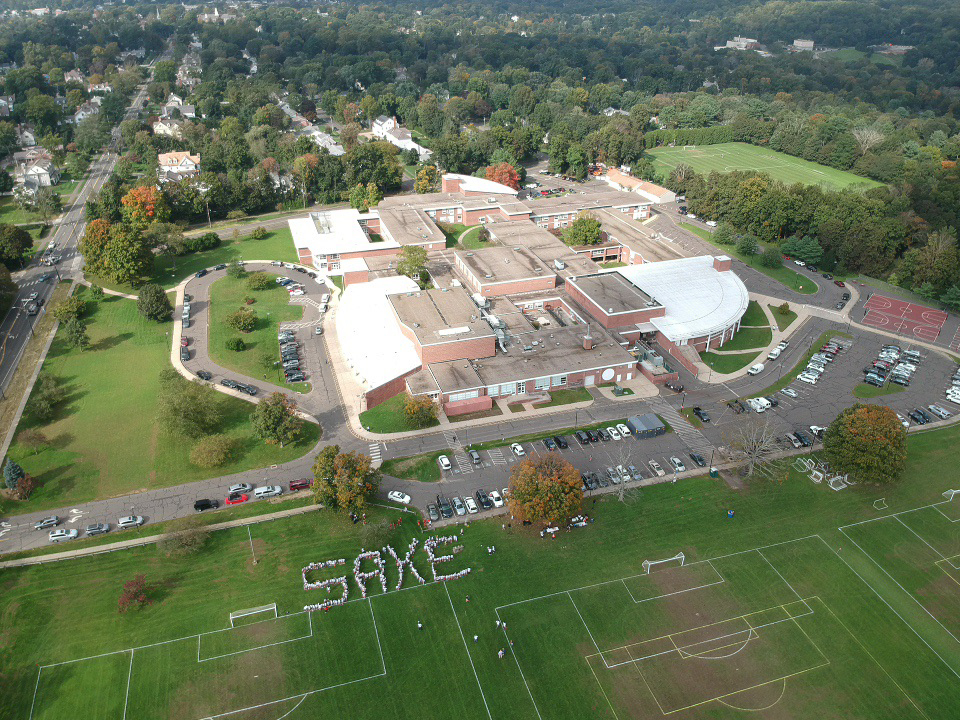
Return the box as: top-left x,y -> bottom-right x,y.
648,142 -> 883,191
4,437 -> 960,719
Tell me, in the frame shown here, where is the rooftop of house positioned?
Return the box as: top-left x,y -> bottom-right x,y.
378,205 -> 443,246
456,245 -> 555,285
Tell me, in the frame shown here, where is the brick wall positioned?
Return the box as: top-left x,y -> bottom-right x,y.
343,269 -> 369,286
656,331 -> 700,377
340,246 -> 399,260
443,395 -> 492,416
566,280 -> 665,329
297,248 -> 313,265
477,276 -> 557,297
365,370 -> 418,410
441,176 -> 462,193
421,336 -> 496,364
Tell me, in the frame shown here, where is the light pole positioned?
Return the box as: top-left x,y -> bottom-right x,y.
195,181 -> 212,227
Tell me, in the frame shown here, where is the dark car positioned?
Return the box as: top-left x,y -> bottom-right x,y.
909,410 -> 926,425
596,428 -> 611,441
764,396 -> 779,407
692,406 -> 710,422
180,347 -> 190,361
427,504 -> 440,522
214,263 -> 227,270
553,435 -> 568,449
542,437 -> 557,451
822,273 -> 833,279
835,301 -> 846,310
476,489 -> 493,510
575,430 -> 591,445
890,375 -> 911,387
586,429 -> 601,443
794,430 -> 813,447
842,292 -> 851,300
689,452 -> 707,467
436,494 -> 453,519
290,478 -> 313,491
195,269 -> 207,278
197,370 -> 213,381
220,379 -> 238,389
915,408 -> 931,423
194,499 -> 219,512
286,374 -> 305,382
807,265 -> 818,273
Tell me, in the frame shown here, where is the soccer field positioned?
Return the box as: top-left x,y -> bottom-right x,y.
648,142 -> 883,192
5,450 -> 960,719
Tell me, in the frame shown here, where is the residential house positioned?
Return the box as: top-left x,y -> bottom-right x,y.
64,69 -> 85,84
299,127 -> 344,156
0,95 -> 13,117
371,116 -> 432,161
162,99 -> 195,119
157,151 -> 201,183
15,156 -> 60,191
151,117 -> 184,139
603,107 -> 629,117
87,81 -> 112,93
17,124 -> 37,147
73,101 -> 100,124
166,93 -> 184,107
604,168 -> 676,204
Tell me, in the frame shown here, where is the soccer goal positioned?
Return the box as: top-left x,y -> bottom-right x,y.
943,489 -> 960,501
229,603 -> 277,627
642,552 -> 685,574
682,145 -> 696,151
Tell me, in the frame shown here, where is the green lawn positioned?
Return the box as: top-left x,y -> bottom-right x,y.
436,222 -> 477,249
769,303 -> 799,331
700,349 -> 762,373
718,326 -> 773,352
458,225 -> 492,250
649,142 -> 883,191
4,423 -> 960,719
853,382 -> 905,399
598,261 -> 627,269
91,227 -> 300,295
448,404 -> 504,423
379,450 -> 450,483
207,275 -> 310,393
680,223 -> 818,294
740,300 -> 768,327
0,195 -> 43,224
2,290 -> 319,516
359,393 -> 440,434
537,387 -> 593,407
753,331 -> 853,397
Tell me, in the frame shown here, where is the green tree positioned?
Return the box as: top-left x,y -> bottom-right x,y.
252,392 -> 304,447
189,435 -> 236,468
759,246 -> 783,268
404,395 -> 437,428
156,369 -> 223,437
311,445 -> 382,514
507,453 -> 583,527
52,294 -> 86,323
349,183 -> 369,212
104,225 -> 152,286
940,285 -> 960,311
227,307 -> 257,333
566,143 -> 587,180
3,457 -> 24,491
562,211 -> 602,246
247,272 -> 273,291
63,318 -> 90,351
27,374 -> 64,422
137,283 -> 172,322
225,337 -> 246,352
366,182 -> 383,207
0,224 -> 32,268
343,141 -> 403,191
736,234 -> 760,256
397,245 -> 427,279
824,404 -> 907,485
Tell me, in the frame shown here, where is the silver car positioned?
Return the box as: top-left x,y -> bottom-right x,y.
452,496 -> 466,516
229,483 -> 254,494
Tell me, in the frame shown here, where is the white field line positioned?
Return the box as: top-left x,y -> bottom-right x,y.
566,591 -> 602,656
444,584 -> 493,720
368,597 -> 386,675
585,655 -> 621,720
27,666 -> 42,720
895,516 -> 947,560
495,605 -> 544,720
121,649 -> 134,720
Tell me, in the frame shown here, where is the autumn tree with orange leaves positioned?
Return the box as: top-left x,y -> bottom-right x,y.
824,403 -> 906,484
507,453 -> 582,526
120,185 -> 170,229
484,162 -> 521,191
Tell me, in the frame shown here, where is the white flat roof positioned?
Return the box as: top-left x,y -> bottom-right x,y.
615,256 -> 749,342
288,208 -> 399,259
445,173 -> 518,196
336,276 -> 421,390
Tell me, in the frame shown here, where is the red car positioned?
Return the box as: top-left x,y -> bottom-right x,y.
225,492 -> 248,505
290,478 -> 312,491
181,337 -> 190,347
834,280 -> 845,287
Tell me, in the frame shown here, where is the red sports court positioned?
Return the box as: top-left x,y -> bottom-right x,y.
861,294 -> 947,343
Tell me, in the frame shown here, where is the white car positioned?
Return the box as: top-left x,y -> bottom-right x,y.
669,457 -> 686,472
229,483 -> 253,494
511,443 -> 526,457
686,213 -> 697,219
617,423 -> 631,437
489,490 -> 505,508
49,528 -> 79,543
797,374 -> 818,385
781,388 -> 798,398
464,496 -> 479,514
438,455 -> 452,471
275,276 -> 291,284
705,220 -> 718,227
794,260 -> 806,266
606,426 -> 621,440
896,413 -> 910,428
810,425 -> 827,437
387,491 -> 411,505
117,515 -> 144,529
648,460 -> 665,477
747,363 -> 765,375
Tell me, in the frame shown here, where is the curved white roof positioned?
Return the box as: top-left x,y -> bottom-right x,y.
615,256 -> 749,342
444,173 -> 518,196
336,276 -> 421,390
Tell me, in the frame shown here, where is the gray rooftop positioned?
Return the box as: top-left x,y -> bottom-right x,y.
388,287 -> 495,345
456,246 -> 556,285
569,273 -> 660,315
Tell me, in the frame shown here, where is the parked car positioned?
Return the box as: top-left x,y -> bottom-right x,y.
616,423 -> 631,437
794,430 -> 813,447
193,499 -> 219,512
597,427 -> 611,441
464,496 -> 479,514
195,269 -> 207,278
229,483 -> 253,494
290,478 -> 313,491
253,485 -> 283,499
587,429 -> 602,443
747,363 -> 765,375
451,496 -> 466,516
117,515 -> 144,529
468,449 -> 482,465
226,493 -> 248,505
511,442 -> 526,457
689,452 -> 706,467
476,489 -> 493,510
437,455 -> 452,471
553,435 -> 569,449
34,515 -> 60,530
85,523 -> 110,536
49,528 -> 79,543
436,495 -> 453,519
427,504 -> 440,522
693,407 -> 710,422
489,490 -> 505,508
542,437 -> 557,451
648,460 -> 665,477
669,457 -> 686,473
781,388 -> 798,398
575,430 -> 590,445
606,426 -> 621,440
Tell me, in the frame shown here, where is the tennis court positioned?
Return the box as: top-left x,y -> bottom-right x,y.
861,294 -> 947,343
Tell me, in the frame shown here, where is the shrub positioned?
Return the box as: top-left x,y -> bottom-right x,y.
89,284 -> 104,300
226,209 -> 247,220
227,307 -> 257,333
189,434 -> 237,468
157,516 -> 211,556
137,283 -> 172,321
777,302 -> 791,316
247,272 -> 272,291
227,263 -> 247,279
17,428 -> 48,454
185,232 -> 221,253
759,246 -> 783,268
117,574 -> 152,613
225,337 -> 246,352
28,374 -> 65,422
52,294 -> 86,323
251,226 -> 268,240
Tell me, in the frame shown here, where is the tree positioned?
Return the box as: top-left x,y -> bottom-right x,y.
852,127 -> 885,156
3,457 -> 24,492
63,318 -> 90,351
713,223 -> 735,245
563,211 -> 603,246
120,186 -> 170,229
156,369 -> 223,437
104,225 -> 152,286
52,295 -> 86,323
227,307 -> 257,333
117,574 -> 152,613
759,246 -> 783,268
32,187 -> 62,225
227,263 -> 246,279
189,435 -> 236,468
157,515 -> 211,556
824,404 -> 907,485
250,226 -> 268,240
247,272 -> 272,290
507,453 -> 583,527
415,165 -> 440,194
17,428 -> 48,454
0,224 -> 32,268
137,283 -> 172,322
349,183 -> 370,211
79,218 -> 112,276
366,182 -> 383,207
404,395 -> 437,428
728,418 -> 779,475
397,245 -> 427,279
252,392 -> 304,447
484,162 -> 521,190
311,445 -> 382,514
777,302 -> 791,316
27,374 -> 65,422
941,285 -> 960,311
343,141 -> 403,191
736,234 -> 760,256
226,337 -> 246,352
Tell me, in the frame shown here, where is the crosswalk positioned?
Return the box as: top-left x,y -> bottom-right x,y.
442,429 -> 473,474
650,398 -> 715,456
368,443 -> 382,467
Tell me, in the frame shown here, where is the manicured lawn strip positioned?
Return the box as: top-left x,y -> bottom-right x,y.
0,195 -> 43,224
769,304 -> 798,331
3,291 -> 319,516
598,261 -> 626,269
717,326 -> 772,351
207,275 -> 310,393
379,450 -> 450,483
680,223 -> 818,295
752,330 -> 853,397
739,300 -> 768,327
679,407 -> 702,428
4,424 -> 960,718
648,142 -> 883,191
436,222 -> 474,248
359,392 -> 439,433
700,349 -> 761,373
470,417 -> 636,451
537,387 -> 592,407
91,227 -> 300,295
853,382 -> 906,399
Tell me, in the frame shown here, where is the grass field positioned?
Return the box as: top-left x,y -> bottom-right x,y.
769,304 -> 799,331
5,423 -> 960,720
700,349 -> 761,373
649,142 -> 883,192
207,275 -> 311,393
2,290 -> 319,516
739,300 -> 768,328
716,326 -> 772,352
853,382 -> 905,399
380,449 -> 450,483
359,392 -> 440,433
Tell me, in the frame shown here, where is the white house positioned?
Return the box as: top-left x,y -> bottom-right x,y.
300,127 -> 344,156
87,82 -> 112,93
72,101 -> 100,124
17,124 -> 37,147
0,95 -> 13,117
371,116 -> 432,161
157,151 -> 201,183
151,117 -> 184,139
16,157 -> 60,189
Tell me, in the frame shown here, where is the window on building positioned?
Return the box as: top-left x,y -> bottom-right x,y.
500,382 -> 517,396
487,384 -> 500,397
552,375 -> 566,387
449,389 -> 480,402
535,377 -> 550,390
